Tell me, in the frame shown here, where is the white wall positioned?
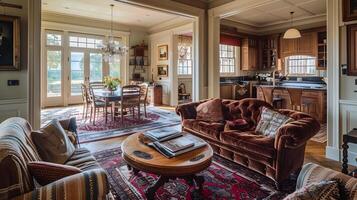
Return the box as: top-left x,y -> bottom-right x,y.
0,0 -> 29,122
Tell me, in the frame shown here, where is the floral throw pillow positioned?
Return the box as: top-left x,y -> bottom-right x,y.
283,180 -> 341,200
255,107 -> 293,137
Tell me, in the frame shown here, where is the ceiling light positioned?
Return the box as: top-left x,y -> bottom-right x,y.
283,11 -> 301,39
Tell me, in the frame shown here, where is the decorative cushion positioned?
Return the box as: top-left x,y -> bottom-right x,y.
31,119 -> 75,164
255,107 -> 293,137
283,180 -> 341,200
27,161 -> 81,186
224,119 -> 249,131
196,98 -> 224,122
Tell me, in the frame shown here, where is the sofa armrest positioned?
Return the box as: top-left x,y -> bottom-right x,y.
176,101 -> 204,120
297,163 -> 357,199
274,113 -> 320,149
12,169 -> 109,200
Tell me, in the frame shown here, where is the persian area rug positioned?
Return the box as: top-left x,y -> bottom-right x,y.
41,106 -> 181,144
94,147 -> 293,200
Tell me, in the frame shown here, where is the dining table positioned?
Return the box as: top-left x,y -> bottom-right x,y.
93,88 -> 140,123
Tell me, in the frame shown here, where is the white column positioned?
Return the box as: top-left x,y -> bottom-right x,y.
208,12 -> 220,98
326,0 -> 340,161
170,35 -> 179,106
192,19 -> 201,101
28,0 -> 42,129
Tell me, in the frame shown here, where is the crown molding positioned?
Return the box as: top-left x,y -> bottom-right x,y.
148,17 -> 193,34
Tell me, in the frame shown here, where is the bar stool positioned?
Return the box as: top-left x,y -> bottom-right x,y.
258,86 -> 283,109
286,88 -> 313,112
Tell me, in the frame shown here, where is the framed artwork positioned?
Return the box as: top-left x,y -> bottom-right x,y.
158,45 -> 168,60
157,65 -> 168,77
0,15 -> 20,70
343,0 -> 357,22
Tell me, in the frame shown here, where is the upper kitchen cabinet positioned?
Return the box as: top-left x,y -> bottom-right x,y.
280,36 -> 296,57
280,31 -> 318,58
241,38 -> 258,71
261,34 -> 279,70
347,24 -> 357,76
343,0 -> 357,22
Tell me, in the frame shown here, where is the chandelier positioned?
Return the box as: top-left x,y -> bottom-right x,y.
99,4 -> 128,62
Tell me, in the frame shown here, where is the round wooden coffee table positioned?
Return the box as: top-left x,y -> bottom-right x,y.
121,132 -> 213,199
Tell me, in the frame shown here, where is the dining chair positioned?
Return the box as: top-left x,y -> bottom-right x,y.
258,86 -> 283,109
139,83 -> 149,118
115,85 -> 141,124
80,84 -> 92,120
88,85 -> 113,125
89,82 -> 105,90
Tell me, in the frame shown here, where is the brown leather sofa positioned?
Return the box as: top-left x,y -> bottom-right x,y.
176,98 -> 320,188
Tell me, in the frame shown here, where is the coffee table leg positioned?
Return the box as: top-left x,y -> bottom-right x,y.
145,176 -> 167,200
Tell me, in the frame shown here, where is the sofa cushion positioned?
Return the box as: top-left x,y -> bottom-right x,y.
220,131 -> 276,159
65,148 -> 101,171
284,180 -> 342,200
28,161 -> 81,186
31,119 -> 75,164
224,119 -> 249,131
255,107 -> 293,138
183,119 -> 224,140
196,98 -> 224,122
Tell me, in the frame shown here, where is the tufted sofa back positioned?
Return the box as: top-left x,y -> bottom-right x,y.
0,117 -> 41,200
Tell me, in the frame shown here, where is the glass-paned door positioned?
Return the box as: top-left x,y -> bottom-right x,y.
89,53 -> 103,82
70,52 -> 85,98
46,50 -> 62,97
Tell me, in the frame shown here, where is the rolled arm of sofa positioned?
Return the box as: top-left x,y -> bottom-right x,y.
274,112 -> 320,149
296,163 -> 357,199
175,101 -> 203,120
12,169 -> 109,200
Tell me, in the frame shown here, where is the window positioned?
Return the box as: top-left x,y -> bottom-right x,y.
46,33 -> 62,46
177,45 -> 192,75
286,55 -> 316,75
219,44 -> 235,74
69,35 -> 103,49
110,55 -> 121,78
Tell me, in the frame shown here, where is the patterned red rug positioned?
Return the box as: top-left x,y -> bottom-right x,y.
93,147 -> 293,200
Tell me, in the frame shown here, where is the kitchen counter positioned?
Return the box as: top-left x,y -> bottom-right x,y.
255,84 -> 327,91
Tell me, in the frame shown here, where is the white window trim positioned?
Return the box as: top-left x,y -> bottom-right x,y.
220,46 -> 240,77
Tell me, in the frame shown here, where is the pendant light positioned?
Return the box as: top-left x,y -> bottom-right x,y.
283,11 -> 301,39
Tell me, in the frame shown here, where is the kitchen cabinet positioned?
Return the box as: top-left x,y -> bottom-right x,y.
261,34 -> 279,70
280,31 -> 317,58
343,0 -> 357,22
317,31 -> 327,70
280,37 -> 296,57
257,87 -> 326,123
241,38 -> 258,71
347,24 -> 357,76
220,84 -> 234,99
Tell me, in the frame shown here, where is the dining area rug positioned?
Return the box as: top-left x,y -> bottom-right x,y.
41,106 -> 181,144
94,147 -> 293,200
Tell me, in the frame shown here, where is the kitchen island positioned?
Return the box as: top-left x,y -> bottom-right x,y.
256,84 -> 327,123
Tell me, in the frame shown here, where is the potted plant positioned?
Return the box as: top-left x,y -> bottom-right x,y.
104,76 -> 121,91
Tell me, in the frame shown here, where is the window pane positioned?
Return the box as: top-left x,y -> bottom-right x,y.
110,55 -> 121,78
70,52 -> 84,96
47,51 -> 61,97
90,53 -> 103,82
47,34 -> 62,46
219,44 -> 235,73
286,55 -> 316,75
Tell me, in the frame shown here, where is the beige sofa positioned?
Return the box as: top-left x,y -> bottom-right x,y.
0,117 -> 109,200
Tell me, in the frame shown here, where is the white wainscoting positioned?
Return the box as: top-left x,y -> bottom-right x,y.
340,99 -> 357,166
0,98 -> 28,122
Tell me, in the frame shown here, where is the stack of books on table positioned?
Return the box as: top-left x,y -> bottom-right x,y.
143,130 -> 207,158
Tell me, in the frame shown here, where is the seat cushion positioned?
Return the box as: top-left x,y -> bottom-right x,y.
183,119 -> 224,140
65,148 -> 101,171
220,131 -> 276,159
196,98 -> 224,122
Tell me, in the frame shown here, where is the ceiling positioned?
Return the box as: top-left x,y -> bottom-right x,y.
226,0 -> 326,27
42,0 -> 191,28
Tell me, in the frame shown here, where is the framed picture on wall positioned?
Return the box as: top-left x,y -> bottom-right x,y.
0,15 -> 20,70
158,45 -> 168,60
157,65 -> 168,77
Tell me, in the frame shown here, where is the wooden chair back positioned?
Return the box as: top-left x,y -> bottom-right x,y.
259,86 -> 274,105
89,82 -> 105,90
121,85 -> 141,108
286,88 -> 303,108
139,83 -> 149,102
81,84 -> 91,104
178,83 -> 187,95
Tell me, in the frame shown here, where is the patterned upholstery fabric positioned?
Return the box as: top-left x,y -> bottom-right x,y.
297,163 -> 357,199
176,98 -> 320,186
28,161 -> 81,186
12,169 -> 109,200
284,180 -> 341,200
0,117 -> 109,200
255,107 -> 293,137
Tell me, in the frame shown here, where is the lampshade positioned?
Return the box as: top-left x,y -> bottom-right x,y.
283,28 -> 301,39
